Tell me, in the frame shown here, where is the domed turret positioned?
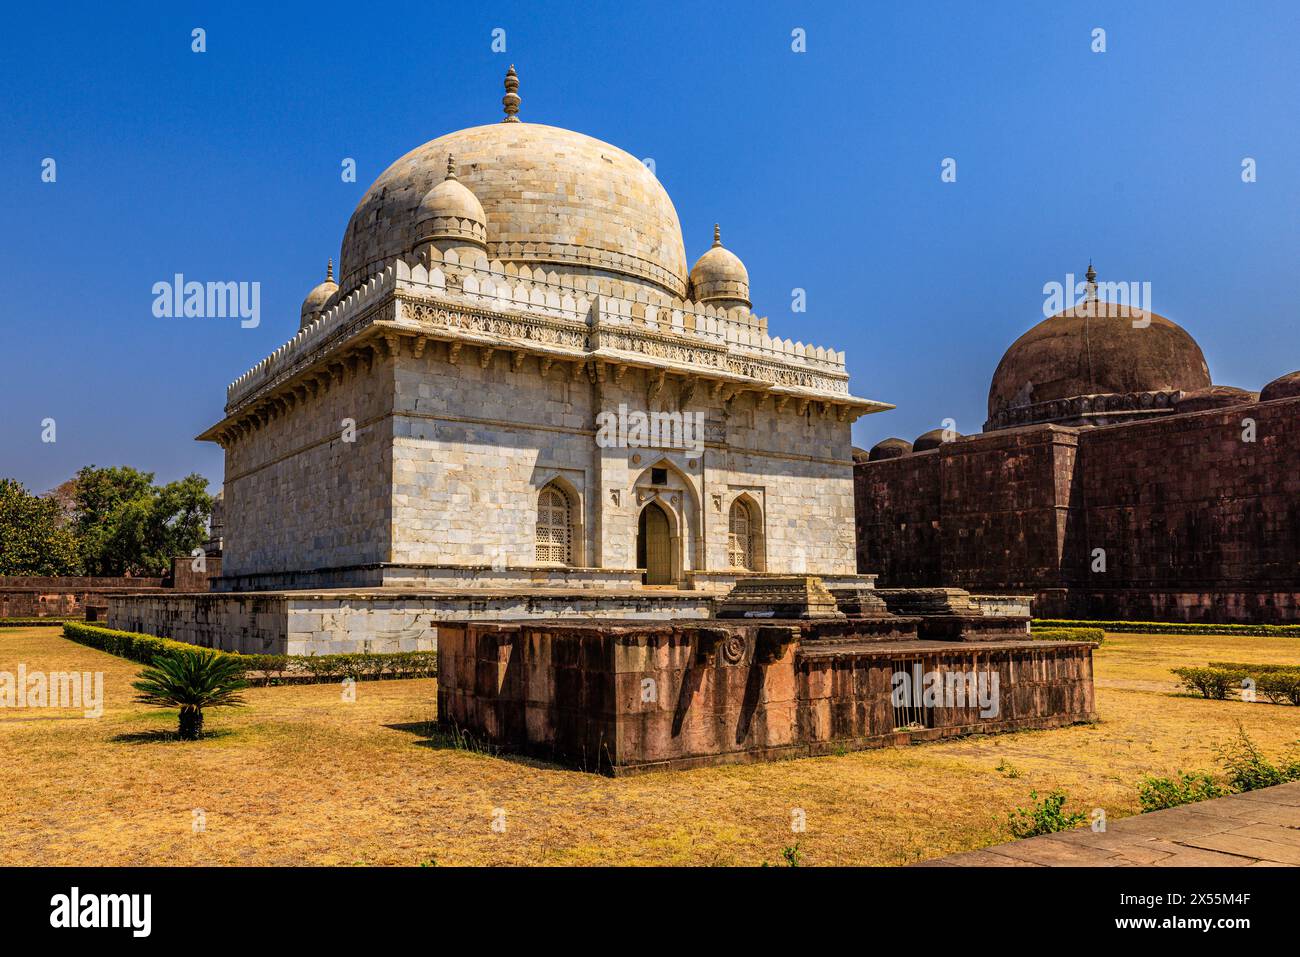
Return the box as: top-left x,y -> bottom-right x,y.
1260,371 -> 1300,402
868,437 -> 913,461
689,224 -> 751,309
985,264 -> 1211,430
299,260 -> 339,330
913,427 -> 962,452
414,154 -> 488,258
1175,385 -> 1258,414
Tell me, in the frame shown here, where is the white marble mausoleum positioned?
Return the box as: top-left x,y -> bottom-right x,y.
196,67 -> 890,596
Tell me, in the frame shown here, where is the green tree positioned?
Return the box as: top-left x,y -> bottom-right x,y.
0,478 -> 81,575
132,649 -> 248,740
73,466 -> 212,576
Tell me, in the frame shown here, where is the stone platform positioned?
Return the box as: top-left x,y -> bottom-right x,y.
106,573 -> 883,655
436,618 -> 1096,774
107,587 -> 714,655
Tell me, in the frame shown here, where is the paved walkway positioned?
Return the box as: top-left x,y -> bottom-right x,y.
919,782 -> 1300,866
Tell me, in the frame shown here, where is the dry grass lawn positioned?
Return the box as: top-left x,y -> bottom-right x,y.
2,627 -> 1299,866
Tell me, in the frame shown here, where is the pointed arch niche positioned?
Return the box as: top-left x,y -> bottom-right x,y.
630,458 -> 700,584
534,474 -> 585,567
727,492 -> 766,572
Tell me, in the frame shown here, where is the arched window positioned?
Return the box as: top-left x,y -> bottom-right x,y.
728,499 -> 754,570
535,485 -> 573,565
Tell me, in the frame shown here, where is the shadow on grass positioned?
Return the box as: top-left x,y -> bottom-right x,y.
110,728 -> 237,744
384,720 -> 563,770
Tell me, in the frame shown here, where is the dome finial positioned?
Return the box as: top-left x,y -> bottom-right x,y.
446,153 -> 458,180
502,65 -> 521,123
712,223 -> 721,248
326,258 -> 334,281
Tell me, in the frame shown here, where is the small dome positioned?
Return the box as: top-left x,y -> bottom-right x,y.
851,446 -> 871,464
414,155 -> 487,248
689,225 -> 750,307
913,428 -> 962,452
868,437 -> 913,461
299,260 -> 339,330
1260,371 -> 1300,403
1175,385 -> 1258,414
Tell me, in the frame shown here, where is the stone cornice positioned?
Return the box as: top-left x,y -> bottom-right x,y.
202,251 -> 891,447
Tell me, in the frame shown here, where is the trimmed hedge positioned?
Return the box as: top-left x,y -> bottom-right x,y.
1034,618 -> 1300,637
1208,660 -> 1300,675
1171,667 -> 1242,699
1257,672 -> 1300,706
1171,664 -> 1300,705
1030,626 -> 1105,644
1,617 -> 76,628
62,622 -> 436,686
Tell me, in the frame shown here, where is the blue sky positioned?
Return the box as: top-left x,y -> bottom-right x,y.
2,1 -> 1296,494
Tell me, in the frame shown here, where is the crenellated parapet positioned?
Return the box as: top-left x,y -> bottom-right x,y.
210,246 -> 887,444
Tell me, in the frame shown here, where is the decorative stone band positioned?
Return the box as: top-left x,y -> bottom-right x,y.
984,390 -> 1184,432
690,274 -> 750,304
481,239 -> 689,300
414,214 -> 487,246
218,249 -> 888,428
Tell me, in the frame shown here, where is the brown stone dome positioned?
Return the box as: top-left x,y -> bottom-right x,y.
987,301 -> 1210,430
339,122 -> 688,298
851,446 -> 871,464
1260,371 -> 1300,402
868,437 -> 913,461
1175,385 -> 1258,414
913,428 -> 962,451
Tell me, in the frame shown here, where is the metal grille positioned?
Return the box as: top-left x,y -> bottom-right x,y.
893,660 -> 935,731
535,486 -> 572,564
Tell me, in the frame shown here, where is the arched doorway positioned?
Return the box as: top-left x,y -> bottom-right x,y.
637,501 -> 673,585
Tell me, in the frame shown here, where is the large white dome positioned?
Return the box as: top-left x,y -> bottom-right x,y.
339,122 -> 689,298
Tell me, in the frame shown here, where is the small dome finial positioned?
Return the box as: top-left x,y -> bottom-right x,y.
502,65 -> 521,123
712,223 -> 721,247
446,153 -> 458,180
326,258 -> 334,281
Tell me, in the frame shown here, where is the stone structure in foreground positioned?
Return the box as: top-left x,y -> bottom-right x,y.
856,274 -> 1300,624
437,578 -> 1095,774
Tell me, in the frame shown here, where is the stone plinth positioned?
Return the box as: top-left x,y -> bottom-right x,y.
436,619 -> 1096,774
108,587 -> 714,656
716,576 -> 844,619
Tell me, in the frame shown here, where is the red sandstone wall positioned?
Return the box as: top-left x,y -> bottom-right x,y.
938,428 -> 1077,590
854,452 -> 942,584
854,427 -> 1076,591
853,396 -> 1300,623
0,576 -> 164,618
1070,396 -> 1300,621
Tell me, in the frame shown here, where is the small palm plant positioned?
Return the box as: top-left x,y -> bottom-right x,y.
132,650 -> 248,740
